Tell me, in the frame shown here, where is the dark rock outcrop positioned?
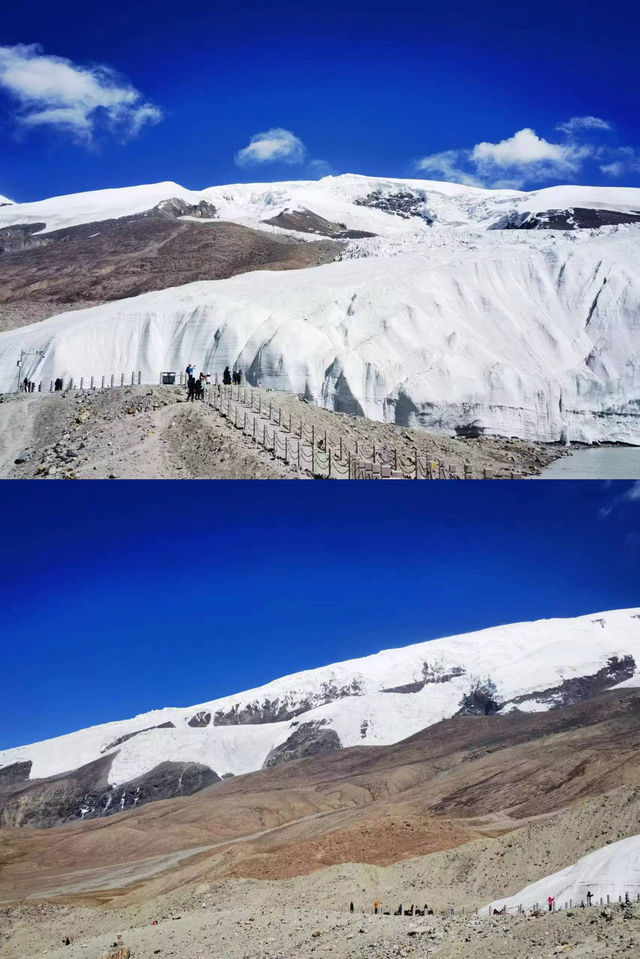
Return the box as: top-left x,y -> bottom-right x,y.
459,679 -> 503,716
509,655 -> 636,710
0,224 -> 51,253
383,661 -> 465,694
490,208 -> 640,231
150,198 -> 218,219
354,191 -> 433,223
102,721 -> 175,752
0,754 -> 220,828
262,721 -> 342,768
0,760 -> 32,784
187,711 -> 211,727
213,680 -> 363,726
263,208 -> 376,239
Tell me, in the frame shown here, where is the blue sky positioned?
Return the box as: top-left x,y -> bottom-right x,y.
1,0 -> 639,201
0,481 -> 638,749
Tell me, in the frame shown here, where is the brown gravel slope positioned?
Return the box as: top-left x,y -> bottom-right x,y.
0,217 -> 340,331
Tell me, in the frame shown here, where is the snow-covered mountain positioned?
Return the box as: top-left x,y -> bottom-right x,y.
2,175 -> 640,235
484,835 -> 640,913
1,174 -> 640,443
1,607 -> 639,825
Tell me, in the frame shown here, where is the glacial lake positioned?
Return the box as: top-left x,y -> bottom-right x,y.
535,446 -> 640,479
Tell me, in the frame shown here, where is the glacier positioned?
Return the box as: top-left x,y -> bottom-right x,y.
1,174 -> 640,442
1,606 -> 639,787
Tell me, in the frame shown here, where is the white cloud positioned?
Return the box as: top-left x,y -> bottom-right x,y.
556,116 -> 612,137
415,149 -> 482,187
0,43 -> 162,144
235,128 -> 306,167
472,128 -> 579,171
414,117 -> 633,189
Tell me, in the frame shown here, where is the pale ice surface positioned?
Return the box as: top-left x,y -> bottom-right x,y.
483,835 -> 640,913
1,607 -> 639,785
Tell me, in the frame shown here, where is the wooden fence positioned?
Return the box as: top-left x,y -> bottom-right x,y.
8,372 -> 524,480
210,384 -> 524,481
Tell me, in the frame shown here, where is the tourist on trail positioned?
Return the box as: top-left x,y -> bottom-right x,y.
586,891 -> 593,906
349,902 -> 354,913
223,366 -> 232,386
23,376 -> 29,392
199,373 -> 207,399
186,363 -> 194,381
236,369 -> 242,386
187,373 -> 196,402
55,377 -> 63,391
548,896 -> 554,912
450,903 -> 455,917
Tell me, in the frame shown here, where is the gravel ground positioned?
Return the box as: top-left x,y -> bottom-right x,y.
0,385 -> 564,479
2,887 -> 639,959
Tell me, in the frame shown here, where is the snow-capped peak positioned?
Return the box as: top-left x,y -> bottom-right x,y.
0,607 -> 638,789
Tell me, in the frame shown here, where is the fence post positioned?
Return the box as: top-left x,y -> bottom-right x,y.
339,435 -> 343,460
110,374 -> 114,387
80,377 -> 84,390
49,380 -> 53,392
414,449 -> 418,479
372,443 -> 376,463
69,377 -> 74,390
90,376 -> 94,389
328,447 -> 332,479
120,373 -> 124,386
138,371 -> 141,385
285,436 -> 289,464
311,424 -> 315,447
130,371 -> 134,385
244,410 -> 248,432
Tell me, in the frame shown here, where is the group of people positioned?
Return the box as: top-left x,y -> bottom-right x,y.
22,377 -> 36,393
223,366 -> 243,386
185,364 -> 208,402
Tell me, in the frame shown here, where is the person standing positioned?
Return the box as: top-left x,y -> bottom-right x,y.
223,366 -> 232,386
548,896 -> 554,912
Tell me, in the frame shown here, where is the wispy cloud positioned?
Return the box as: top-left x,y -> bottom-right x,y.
599,481 -> 640,518
415,116 -> 638,189
0,43 -> 162,145
235,128 -> 306,167
556,116 -> 612,137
